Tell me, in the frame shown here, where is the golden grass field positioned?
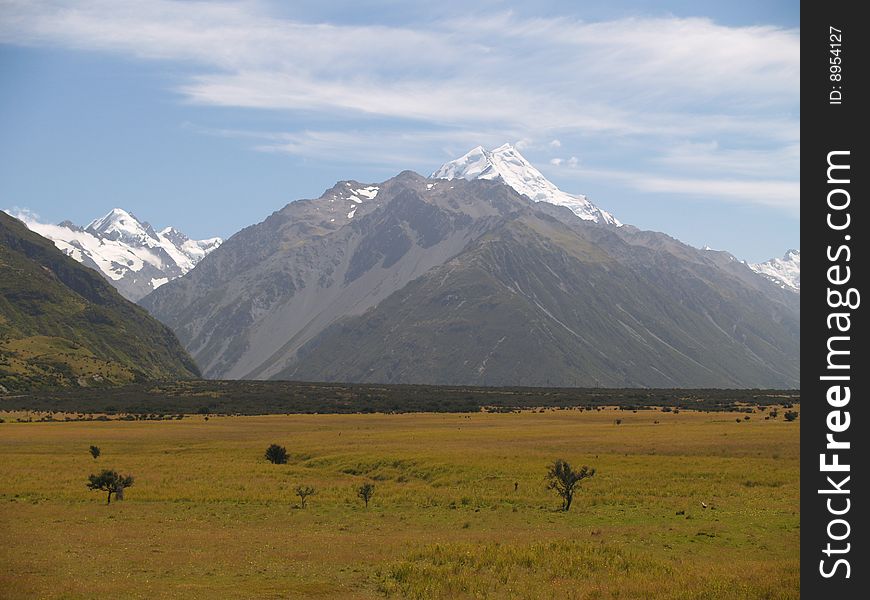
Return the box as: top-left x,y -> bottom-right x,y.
0,407 -> 799,599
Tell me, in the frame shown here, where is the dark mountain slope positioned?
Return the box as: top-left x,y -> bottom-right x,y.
284,209 -> 799,387
0,212 -> 199,391
141,174 -> 532,379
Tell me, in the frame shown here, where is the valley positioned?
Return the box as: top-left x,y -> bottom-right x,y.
0,406 -> 799,599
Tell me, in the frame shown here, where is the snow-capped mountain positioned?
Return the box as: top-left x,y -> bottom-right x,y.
750,250 -> 800,293
432,143 -> 621,226
6,208 -> 222,301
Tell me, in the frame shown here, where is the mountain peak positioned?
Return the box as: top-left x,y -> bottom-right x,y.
750,249 -> 800,293
86,207 -> 159,241
12,207 -> 223,301
431,144 -> 620,226
159,226 -> 189,245
87,207 -> 136,228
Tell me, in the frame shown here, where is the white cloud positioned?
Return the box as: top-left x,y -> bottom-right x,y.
0,3 -> 797,131
3,206 -> 41,223
633,176 -> 799,213
655,141 -> 799,178
549,158 -> 563,166
547,163 -> 798,214
0,1 -> 799,213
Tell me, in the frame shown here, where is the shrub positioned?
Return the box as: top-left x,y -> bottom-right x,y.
784,411 -> 799,422
545,459 -> 595,511
357,482 -> 376,508
265,444 -> 288,464
87,470 -> 134,504
89,445 -> 101,460
296,485 -> 316,508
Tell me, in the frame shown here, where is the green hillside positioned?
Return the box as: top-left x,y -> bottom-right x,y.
0,212 -> 199,392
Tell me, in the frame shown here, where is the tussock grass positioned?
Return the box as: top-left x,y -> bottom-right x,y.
0,407 -> 798,598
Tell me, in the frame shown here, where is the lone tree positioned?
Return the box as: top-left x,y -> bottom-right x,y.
546,459 -> 595,511
784,411 -> 800,422
265,444 -> 288,464
89,445 -> 101,460
295,485 -> 316,508
357,483 -> 375,508
87,470 -> 134,504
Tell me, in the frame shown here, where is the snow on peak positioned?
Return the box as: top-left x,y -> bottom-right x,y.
7,207 -> 222,301
750,249 -> 800,292
431,144 -> 620,226
86,208 -> 159,242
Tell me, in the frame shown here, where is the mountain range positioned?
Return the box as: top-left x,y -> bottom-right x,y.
6,208 -> 222,301
3,144 -> 799,388
0,211 -> 199,392
138,145 -> 799,387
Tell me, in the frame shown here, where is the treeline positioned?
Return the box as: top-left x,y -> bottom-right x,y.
0,379 -> 799,415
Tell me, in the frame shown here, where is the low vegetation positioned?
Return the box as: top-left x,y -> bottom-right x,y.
265,443 -> 288,465
1,407 -> 799,598
545,459 -> 595,511
357,482 -> 375,508
0,380 -> 800,415
295,485 -> 316,508
86,470 -> 134,505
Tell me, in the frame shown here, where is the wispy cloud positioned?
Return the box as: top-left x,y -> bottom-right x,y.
0,0 -> 799,210
633,176 -> 798,213
544,162 -> 799,214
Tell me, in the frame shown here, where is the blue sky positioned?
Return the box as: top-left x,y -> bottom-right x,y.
0,0 -> 798,262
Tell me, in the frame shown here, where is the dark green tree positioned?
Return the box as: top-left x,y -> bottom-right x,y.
87,470 -> 134,504
545,459 -> 595,511
784,411 -> 799,422
357,483 -> 375,508
265,444 -> 288,464
89,445 -> 101,460
296,485 -> 316,508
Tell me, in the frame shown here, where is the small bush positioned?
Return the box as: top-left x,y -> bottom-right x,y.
357,482 -> 376,508
89,445 -> 101,460
87,470 -> 134,504
545,459 -> 595,511
265,444 -> 288,464
784,411 -> 799,422
296,485 -> 316,508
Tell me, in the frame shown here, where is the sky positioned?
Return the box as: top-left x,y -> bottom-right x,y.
0,0 -> 799,263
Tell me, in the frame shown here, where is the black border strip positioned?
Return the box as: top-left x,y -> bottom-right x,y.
802,1 -> 867,595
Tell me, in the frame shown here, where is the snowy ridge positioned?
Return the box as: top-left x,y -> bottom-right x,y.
431,144 -> 620,226
750,249 -> 800,293
5,208 -> 222,301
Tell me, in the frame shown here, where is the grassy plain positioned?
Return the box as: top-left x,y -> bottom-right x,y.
0,407 -> 799,599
